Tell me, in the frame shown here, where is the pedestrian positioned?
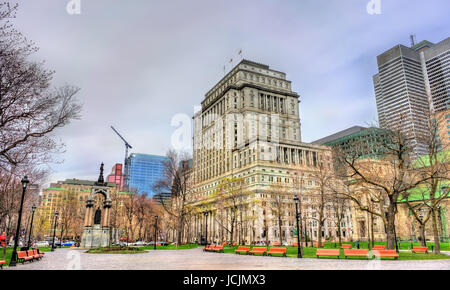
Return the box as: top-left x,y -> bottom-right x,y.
356,240 -> 360,249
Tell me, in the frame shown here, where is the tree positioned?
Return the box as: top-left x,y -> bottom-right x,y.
333,115 -> 434,250
309,160 -> 334,248
206,177 -> 250,245
266,181 -> 293,245
123,191 -> 138,244
401,108 -> 449,253
0,3 -> 82,171
154,150 -> 193,246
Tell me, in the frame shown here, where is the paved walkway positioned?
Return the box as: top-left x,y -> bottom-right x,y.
6,248 -> 450,270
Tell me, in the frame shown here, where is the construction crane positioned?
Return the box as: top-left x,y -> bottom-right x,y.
111,126 -> 132,188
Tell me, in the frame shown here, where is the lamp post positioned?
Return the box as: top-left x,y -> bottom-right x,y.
9,176 -> 30,267
293,195 -> 302,258
154,215 -> 158,251
51,211 -> 59,251
203,211 -> 209,245
27,205 -> 36,248
59,222 -> 64,248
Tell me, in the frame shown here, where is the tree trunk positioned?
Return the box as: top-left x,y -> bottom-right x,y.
386,208 -> 396,250
317,221 -> 323,248
337,221 -> 342,247
278,217 -> 282,245
431,208 -> 441,254
418,223 -> 426,247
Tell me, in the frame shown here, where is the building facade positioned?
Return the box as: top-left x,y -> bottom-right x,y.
373,37 -> 450,157
127,153 -> 169,197
184,60 -> 353,245
39,178 -> 131,240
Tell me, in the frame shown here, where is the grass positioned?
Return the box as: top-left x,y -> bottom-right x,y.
1,247 -> 52,267
140,243 -> 199,250
218,244 -> 450,260
86,246 -> 147,254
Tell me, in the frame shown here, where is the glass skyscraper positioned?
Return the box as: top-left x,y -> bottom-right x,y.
127,153 -> 168,196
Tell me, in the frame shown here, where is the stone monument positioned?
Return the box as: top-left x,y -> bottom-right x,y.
80,163 -> 112,248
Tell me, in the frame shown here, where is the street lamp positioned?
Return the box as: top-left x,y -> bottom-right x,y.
51,211 -> 59,251
293,195 -> 302,258
59,222 -> 64,248
9,175 -> 29,267
154,215 -> 158,251
27,205 -> 36,248
203,211 -> 209,245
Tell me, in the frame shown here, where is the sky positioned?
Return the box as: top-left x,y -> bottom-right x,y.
11,0 -> 450,184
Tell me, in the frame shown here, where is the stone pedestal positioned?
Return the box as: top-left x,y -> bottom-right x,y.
81,225 -> 110,248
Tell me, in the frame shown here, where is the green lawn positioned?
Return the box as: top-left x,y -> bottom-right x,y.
1,247 -> 52,267
86,247 -> 147,254
140,244 -> 199,250
218,244 -> 450,260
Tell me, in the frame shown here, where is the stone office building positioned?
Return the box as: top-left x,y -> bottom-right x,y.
185,60 -> 353,244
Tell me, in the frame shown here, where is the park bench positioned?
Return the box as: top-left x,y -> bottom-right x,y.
344,249 -> 369,259
372,245 -> 386,250
17,251 -> 33,264
316,249 -> 340,259
412,246 -> 428,254
32,249 -> 43,260
213,245 -> 224,253
272,242 -> 281,246
267,248 -> 287,257
235,246 -> 250,255
340,244 -> 352,249
372,250 -> 399,260
0,260 -> 5,269
37,249 -> 45,258
314,243 -> 324,248
29,249 -> 40,260
249,247 -> 267,256
204,245 -> 214,252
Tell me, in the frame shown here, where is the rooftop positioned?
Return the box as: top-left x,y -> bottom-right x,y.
312,126 -> 368,145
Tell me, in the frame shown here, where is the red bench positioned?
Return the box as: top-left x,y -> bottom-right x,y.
372,245 -> 386,250
316,249 -> 340,259
17,251 -> 33,264
267,248 -> 287,257
314,243 -> 324,247
0,260 -> 5,269
272,242 -> 281,246
344,249 -> 369,259
235,246 -> 250,255
373,250 -> 399,260
340,244 -> 352,249
412,246 -> 428,254
213,245 -> 224,253
31,249 -> 42,260
249,247 -> 267,255
204,245 -> 214,252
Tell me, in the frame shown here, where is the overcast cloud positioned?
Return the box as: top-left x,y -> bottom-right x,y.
11,0 -> 450,184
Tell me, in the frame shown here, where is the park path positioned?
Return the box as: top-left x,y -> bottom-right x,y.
5,247 -> 450,270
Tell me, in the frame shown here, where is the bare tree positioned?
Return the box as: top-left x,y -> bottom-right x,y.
0,3 -> 82,171
154,150 -> 193,246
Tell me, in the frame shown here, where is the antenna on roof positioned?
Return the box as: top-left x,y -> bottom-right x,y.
410,34 -> 416,48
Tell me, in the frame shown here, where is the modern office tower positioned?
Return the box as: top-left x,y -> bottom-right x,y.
186,60 -> 353,244
373,37 -> 450,157
127,153 -> 169,196
313,126 -> 392,158
107,163 -> 124,190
